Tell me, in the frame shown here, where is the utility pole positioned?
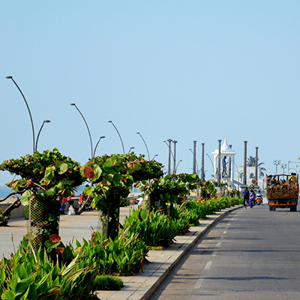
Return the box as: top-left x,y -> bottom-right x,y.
173,140 -> 177,174
243,141 -> 247,185
218,140 -> 221,185
201,143 -> 205,181
255,147 -> 259,181
193,141 -> 197,174
167,139 -> 172,175
273,160 -> 281,175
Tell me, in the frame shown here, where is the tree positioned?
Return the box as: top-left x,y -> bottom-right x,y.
81,153 -> 163,240
0,149 -> 84,249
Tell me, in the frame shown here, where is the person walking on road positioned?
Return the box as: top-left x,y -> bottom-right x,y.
249,189 -> 256,208
243,187 -> 249,209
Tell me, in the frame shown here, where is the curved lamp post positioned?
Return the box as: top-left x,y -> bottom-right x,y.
206,153 -> 214,170
93,136 -> 105,158
137,132 -> 150,160
6,76 -> 36,153
36,120 -> 51,151
71,103 -> 94,159
151,154 -> 158,161
128,147 -> 135,153
108,120 -> 125,154
175,160 -> 182,173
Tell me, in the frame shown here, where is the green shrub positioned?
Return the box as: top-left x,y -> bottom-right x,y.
0,209 -> 10,226
94,275 -> 124,290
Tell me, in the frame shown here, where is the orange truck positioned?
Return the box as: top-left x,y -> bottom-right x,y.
266,174 -> 299,211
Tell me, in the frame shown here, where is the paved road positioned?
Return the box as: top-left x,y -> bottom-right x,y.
151,204 -> 300,300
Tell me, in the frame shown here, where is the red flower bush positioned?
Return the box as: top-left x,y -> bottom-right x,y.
49,234 -> 61,243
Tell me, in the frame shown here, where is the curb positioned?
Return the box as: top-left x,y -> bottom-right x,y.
97,205 -> 243,300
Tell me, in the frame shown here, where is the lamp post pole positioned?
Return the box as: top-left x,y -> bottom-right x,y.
193,141 -> 197,175
173,140 -> 177,174
71,103 -> 94,159
137,132 -> 150,160
273,160 -> 281,175
36,120 -> 51,151
175,160 -> 182,173
6,76 -> 36,153
93,136 -> 105,158
167,139 -> 172,175
128,147 -> 135,153
201,143 -> 205,181
255,147 -> 259,181
108,121 -> 125,154
151,154 -> 158,161
243,141 -> 247,185
218,140 -> 222,185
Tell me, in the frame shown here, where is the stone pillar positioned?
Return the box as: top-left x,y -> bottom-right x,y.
193,141 -> 197,174
201,143 -> 205,181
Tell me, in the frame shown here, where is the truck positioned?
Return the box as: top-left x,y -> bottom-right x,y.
266,174 -> 299,211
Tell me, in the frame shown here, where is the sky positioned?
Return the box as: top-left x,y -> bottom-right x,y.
1,1 -> 300,186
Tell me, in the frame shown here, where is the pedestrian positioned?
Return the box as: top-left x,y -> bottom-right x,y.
243,187 -> 249,209
249,189 -> 256,208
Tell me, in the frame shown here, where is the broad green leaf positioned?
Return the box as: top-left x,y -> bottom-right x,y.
2,290 -> 15,300
20,190 -> 33,206
112,174 -> 122,186
58,163 -> 68,175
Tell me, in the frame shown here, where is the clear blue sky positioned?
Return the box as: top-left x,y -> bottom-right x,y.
1,1 -> 300,185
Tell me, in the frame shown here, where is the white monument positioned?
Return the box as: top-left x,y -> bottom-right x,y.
211,139 -> 236,184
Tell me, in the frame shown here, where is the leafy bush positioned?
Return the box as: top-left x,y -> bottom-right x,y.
0,209 -> 10,226
94,275 -> 124,290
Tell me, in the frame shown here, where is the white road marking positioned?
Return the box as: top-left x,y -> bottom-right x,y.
212,250 -> 218,256
204,261 -> 212,269
194,278 -> 204,289
216,241 -> 222,247
223,230 -> 227,234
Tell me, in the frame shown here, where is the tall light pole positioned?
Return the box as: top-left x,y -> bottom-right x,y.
71,103 -> 94,159
137,132 -> 150,160
6,76 -> 36,153
108,120 -> 125,154
281,163 -> 287,174
36,120 -> 51,151
151,154 -> 158,161
218,140 -> 222,185
190,149 -> 199,174
167,139 -> 172,175
273,160 -> 281,174
193,141 -> 197,175
201,143 -> 205,181
93,136 -> 105,158
175,160 -> 182,173
173,140 -> 178,174
255,147 -> 259,181
206,153 -> 214,170
128,147 -> 135,153
243,141 -> 247,185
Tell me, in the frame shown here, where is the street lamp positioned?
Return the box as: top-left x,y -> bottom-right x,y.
137,132 -> 150,160
190,149 -> 199,175
71,103 -> 93,159
36,120 -> 51,151
273,160 -> 281,174
6,76 -> 36,153
108,121 -> 125,154
281,163 -> 287,174
173,140 -> 178,174
151,154 -> 158,161
167,139 -> 172,175
93,136 -> 105,158
175,160 -> 182,173
128,147 -> 135,153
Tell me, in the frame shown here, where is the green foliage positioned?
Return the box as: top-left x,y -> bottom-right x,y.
139,173 -> 201,212
0,149 -> 85,246
81,153 -> 163,239
0,209 -> 10,226
0,238 -> 101,299
94,275 -> 124,290
123,209 -> 185,247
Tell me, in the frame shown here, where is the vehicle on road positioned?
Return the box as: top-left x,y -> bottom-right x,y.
266,174 -> 298,211
256,193 -> 263,205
